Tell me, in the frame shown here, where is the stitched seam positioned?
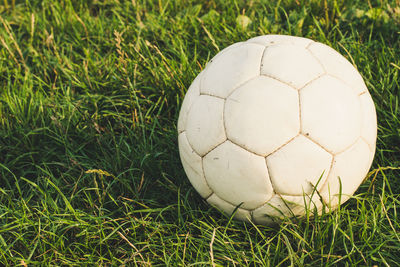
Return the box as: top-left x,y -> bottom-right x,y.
306,45 -> 327,74
259,46 -> 268,75
250,193 -> 275,212
180,133 -> 216,196
201,137 -> 227,158
227,139 -> 266,157
360,136 -> 374,152
179,132 -> 213,198
333,136 -> 361,155
305,41 -> 315,50
179,131 -> 201,158
179,97 -> 200,133
185,94 -> 227,157
247,156 -> 277,214
199,92 -> 225,99
182,156 -> 213,199
265,133 -> 300,158
203,140 -> 273,212
224,75 -> 261,100
207,192 -> 252,214
200,158 -> 214,199
325,73 -> 367,95
265,164 -> 276,197
298,73 -> 325,91
302,134 -> 334,156
205,193 -> 214,201
222,94 -> 228,151
359,91 -> 367,96
298,90 -> 302,134
261,73 -> 297,90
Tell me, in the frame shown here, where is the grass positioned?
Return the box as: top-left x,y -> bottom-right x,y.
0,0 -> 399,265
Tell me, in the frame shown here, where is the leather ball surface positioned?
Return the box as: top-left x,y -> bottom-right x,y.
177,35 -> 377,224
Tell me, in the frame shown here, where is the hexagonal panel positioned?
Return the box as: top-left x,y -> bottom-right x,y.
201,43 -> 265,98
247,34 -> 313,48
320,138 -> 373,208
207,194 -> 251,221
177,72 -> 202,133
308,42 -> 367,95
185,95 -> 226,156
178,132 -> 212,198
225,76 -> 300,156
300,75 -> 362,154
266,135 -> 332,196
203,141 -> 273,210
252,194 -> 323,225
360,92 -> 377,150
261,44 -> 324,89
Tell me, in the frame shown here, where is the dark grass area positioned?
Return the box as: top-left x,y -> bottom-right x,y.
0,0 -> 399,265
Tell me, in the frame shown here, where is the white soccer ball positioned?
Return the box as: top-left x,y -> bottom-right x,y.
177,35 -> 377,224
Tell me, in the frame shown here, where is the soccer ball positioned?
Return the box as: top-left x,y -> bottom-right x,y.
177,35 -> 377,224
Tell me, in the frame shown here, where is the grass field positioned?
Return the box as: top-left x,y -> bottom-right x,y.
0,0 -> 399,265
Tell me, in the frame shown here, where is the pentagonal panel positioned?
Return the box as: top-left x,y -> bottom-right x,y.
225,76 -> 300,156
203,141 -> 273,210
360,92 -> 377,150
178,132 -> 212,198
320,138 -> 373,208
177,72 -> 202,133
186,95 -> 226,156
252,194 -> 323,225
300,75 -> 362,154
266,135 -> 332,196
201,43 -> 265,98
308,42 -> 367,95
261,44 -> 324,89
207,194 -> 251,221
247,34 -> 313,48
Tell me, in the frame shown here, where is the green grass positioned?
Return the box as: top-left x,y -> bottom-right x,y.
0,0 -> 399,265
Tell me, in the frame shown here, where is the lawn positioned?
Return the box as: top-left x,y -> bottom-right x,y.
0,0 -> 399,265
